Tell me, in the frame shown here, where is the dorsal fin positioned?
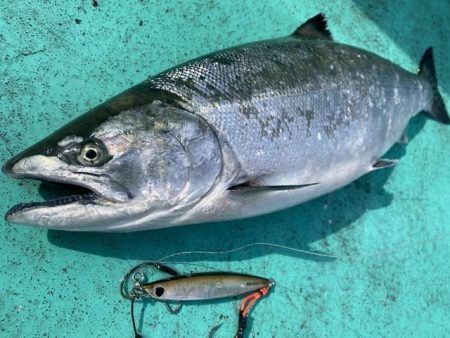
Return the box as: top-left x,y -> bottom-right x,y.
293,13 -> 333,40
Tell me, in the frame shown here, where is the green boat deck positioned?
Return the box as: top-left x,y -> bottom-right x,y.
1,1 -> 449,337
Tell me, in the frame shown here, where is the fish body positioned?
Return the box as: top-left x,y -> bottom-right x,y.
147,35 -> 430,224
143,272 -> 272,301
3,14 -> 449,231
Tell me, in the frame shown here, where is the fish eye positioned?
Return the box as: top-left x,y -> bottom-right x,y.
154,285 -> 165,297
77,143 -> 104,166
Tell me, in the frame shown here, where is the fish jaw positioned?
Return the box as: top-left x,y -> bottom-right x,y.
5,195 -> 101,229
4,154 -> 133,228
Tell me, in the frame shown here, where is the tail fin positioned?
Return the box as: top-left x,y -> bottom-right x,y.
418,47 -> 450,124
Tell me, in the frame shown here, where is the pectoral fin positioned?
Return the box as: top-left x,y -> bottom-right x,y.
228,182 -> 319,192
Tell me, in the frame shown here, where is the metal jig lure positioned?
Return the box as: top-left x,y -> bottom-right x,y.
120,262 -> 274,337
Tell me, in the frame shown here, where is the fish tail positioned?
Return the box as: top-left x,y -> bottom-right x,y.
419,47 -> 450,124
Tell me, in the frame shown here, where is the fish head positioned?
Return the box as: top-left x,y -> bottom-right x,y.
3,96 -> 222,231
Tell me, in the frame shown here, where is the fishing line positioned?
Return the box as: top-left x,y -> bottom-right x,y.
130,298 -> 142,338
157,232 -> 450,262
157,242 -> 339,262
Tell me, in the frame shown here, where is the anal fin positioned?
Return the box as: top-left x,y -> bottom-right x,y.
372,159 -> 398,170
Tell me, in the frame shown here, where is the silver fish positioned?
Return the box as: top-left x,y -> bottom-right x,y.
3,14 -> 449,231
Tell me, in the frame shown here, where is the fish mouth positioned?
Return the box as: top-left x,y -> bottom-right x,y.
5,181 -> 100,222
3,155 -> 131,225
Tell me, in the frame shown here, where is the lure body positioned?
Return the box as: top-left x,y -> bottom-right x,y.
142,272 -> 273,301
120,262 -> 274,337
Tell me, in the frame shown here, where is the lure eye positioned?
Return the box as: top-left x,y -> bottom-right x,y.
154,285 -> 165,297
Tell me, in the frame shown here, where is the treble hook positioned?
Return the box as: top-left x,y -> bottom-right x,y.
120,261 -> 179,300
120,261 -> 180,338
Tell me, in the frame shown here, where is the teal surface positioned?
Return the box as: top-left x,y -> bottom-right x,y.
1,1 -> 449,337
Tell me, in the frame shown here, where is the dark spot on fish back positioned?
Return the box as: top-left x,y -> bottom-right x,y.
173,77 -> 195,89
240,105 -> 259,119
324,124 -> 334,137
210,54 -> 234,66
296,109 -> 314,137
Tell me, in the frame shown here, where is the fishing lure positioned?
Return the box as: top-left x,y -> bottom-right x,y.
120,262 -> 274,337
